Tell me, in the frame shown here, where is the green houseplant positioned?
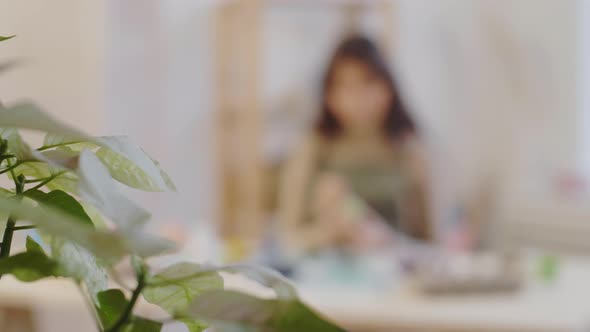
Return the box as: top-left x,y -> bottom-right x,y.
0,35 -> 345,332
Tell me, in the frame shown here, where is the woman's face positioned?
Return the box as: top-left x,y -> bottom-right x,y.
326,58 -> 393,136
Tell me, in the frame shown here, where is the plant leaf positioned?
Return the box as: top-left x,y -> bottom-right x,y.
25,236 -> 45,254
38,146 -> 80,169
0,236 -> 61,282
0,35 -> 15,42
97,288 -> 128,329
0,103 -> 96,169
42,133 -> 95,151
124,231 -> 176,258
0,128 -> 75,171
78,150 -> 150,230
43,134 -> 175,192
215,264 -> 297,299
0,127 -> 33,160
0,195 -> 128,263
0,195 -> 172,262
0,103 -> 173,193
144,262 -> 223,332
171,263 -> 297,299
0,59 -> 22,75
143,262 -> 224,314
0,188 -> 14,230
43,133 -> 78,147
53,240 -> 108,303
17,164 -> 77,192
187,290 -> 345,332
25,189 -> 93,227
95,147 -> 161,192
14,162 -> 79,193
151,157 -> 176,192
95,136 -> 168,192
123,317 -> 163,332
78,151 -> 175,257
0,102 -> 89,141
81,201 -> 108,229
179,319 -> 208,332
3,192 -> 168,264
0,252 -> 60,281
0,127 -> 16,140
97,290 -> 163,332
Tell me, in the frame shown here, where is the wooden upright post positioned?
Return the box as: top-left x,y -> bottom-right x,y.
214,0 -> 396,255
215,0 -> 264,249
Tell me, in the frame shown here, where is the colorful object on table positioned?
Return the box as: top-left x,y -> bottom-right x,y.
538,254 -> 560,282
224,237 -> 251,262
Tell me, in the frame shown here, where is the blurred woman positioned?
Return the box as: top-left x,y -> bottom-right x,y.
279,35 -> 431,256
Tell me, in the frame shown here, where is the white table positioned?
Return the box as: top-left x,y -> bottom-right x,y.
1,257 -> 590,332
0,277 -> 95,332
298,257 -> 590,332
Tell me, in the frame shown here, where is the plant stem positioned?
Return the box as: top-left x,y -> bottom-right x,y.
24,177 -> 50,183
0,154 -> 15,161
0,162 -> 20,175
0,216 -> 16,279
37,141 -> 84,152
76,283 -> 104,332
13,225 -> 36,231
26,171 -> 66,191
145,265 -> 224,287
0,169 -> 24,279
107,271 -> 146,332
0,217 -> 15,259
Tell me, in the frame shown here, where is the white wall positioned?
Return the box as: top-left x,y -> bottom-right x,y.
579,0 -> 590,178
396,0 -> 578,205
0,0 -> 219,227
0,0 -> 106,134
396,0 -> 584,249
105,0 -> 219,226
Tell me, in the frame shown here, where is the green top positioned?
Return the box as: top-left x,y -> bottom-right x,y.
307,140 -> 409,231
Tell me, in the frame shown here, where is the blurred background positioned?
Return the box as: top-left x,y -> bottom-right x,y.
3,0 -> 590,331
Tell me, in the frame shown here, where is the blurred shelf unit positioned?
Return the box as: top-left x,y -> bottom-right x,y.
213,0 -> 395,244
496,197 -> 590,255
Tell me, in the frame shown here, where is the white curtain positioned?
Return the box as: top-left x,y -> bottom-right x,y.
105,0 -> 218,227
394,0 -> 579,235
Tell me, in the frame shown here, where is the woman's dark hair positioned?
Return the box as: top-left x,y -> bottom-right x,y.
316,35 -> 416,139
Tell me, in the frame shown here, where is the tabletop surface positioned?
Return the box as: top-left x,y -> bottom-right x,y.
1,256 -> 590,332
296,256 -> 590,332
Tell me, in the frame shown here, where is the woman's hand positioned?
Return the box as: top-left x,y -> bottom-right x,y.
310,173 -> 353,246
311,172 -> 394,251
340,217 -> 394,251
312,172 -> 349,216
